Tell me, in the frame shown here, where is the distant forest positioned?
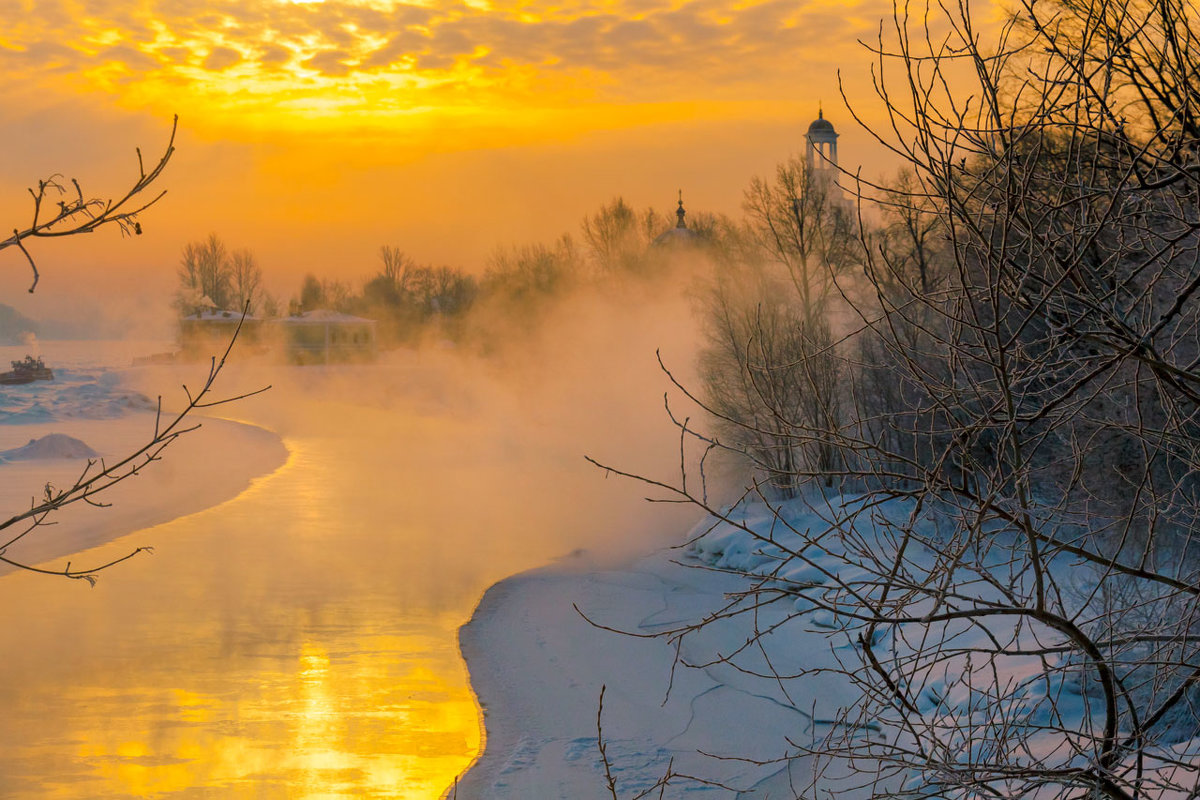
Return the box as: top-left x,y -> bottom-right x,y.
174,195 -> 731,351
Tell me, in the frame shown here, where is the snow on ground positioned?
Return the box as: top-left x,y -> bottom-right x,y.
0,433 -> 98,461
0,345 -> 287,575
455,505 -> 877,799
457,494 -> 1200,799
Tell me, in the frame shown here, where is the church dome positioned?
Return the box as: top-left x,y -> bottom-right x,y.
807,109 -> 837,136
653,191 -> 704,248
654,226 -> 703,247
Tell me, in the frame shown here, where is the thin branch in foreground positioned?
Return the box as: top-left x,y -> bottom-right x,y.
0,306 -> 266,583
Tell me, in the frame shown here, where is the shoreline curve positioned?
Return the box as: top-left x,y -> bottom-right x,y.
0,411 -> 289,577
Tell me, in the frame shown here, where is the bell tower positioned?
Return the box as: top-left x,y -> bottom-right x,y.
805,106 -> 839,177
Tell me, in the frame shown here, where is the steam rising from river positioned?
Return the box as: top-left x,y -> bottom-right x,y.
0,258 -> 719,799
132,263 -> 712,597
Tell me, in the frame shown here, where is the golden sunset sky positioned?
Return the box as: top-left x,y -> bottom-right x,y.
0,0 -> 912,325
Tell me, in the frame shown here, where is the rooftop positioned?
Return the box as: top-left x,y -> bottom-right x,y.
281,309 -> 376,325
653,191 -> 705,248
807,108 -> 837,136
183,309 -> 259,322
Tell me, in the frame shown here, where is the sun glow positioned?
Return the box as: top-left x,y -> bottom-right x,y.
4,0 -> 867,149
0,422 -> 485,800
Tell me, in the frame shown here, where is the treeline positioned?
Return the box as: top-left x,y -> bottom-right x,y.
175,197 -> 732,349
174,234 -> 276,318
334,197 -> 727,348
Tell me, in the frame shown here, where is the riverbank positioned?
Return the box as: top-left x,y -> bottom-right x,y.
455,488 -> 1200,799
453,509 -> 861,799
0,411 -> 288,576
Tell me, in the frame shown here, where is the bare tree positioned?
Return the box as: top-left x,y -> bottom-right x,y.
742,155 -> 857,315
378,245 -> 415,290
593,0 -> 1200,797
228,248 -> 262,315
699,261 -> 842,498
176,234 -> 232,313
698,156 -> 858,496
175,235 -> 264,317
484,239 -> 580,303
321,278 -> 352,313
581,197 -> 668,274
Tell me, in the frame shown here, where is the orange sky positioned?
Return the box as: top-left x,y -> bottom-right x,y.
0,0 -> 916,327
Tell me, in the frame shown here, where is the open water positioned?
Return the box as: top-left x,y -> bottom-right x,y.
0,340 -> 690,798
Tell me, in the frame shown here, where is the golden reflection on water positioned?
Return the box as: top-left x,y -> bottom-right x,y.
0,583 -> 481,798
0,354 -> 695,798
50,628 -> 481,799
0,412 -> 488,799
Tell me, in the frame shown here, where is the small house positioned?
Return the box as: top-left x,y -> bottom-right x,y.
275,310 -> 377,364
179,309 -> 262,358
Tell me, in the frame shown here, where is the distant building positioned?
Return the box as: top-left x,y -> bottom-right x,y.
806,107 -> 840,175
179,308 -> 262,358
653,191 -> 705,249
806,108 -> 843,204
275,310 -> 377,364
651,111 -> 842,258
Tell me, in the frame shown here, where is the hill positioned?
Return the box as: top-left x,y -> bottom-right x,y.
0,303 -> 38,344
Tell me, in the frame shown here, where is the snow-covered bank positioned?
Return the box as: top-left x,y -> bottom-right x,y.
0,347 -> 288,575
456,493 -> 1200,799
454,516 -> 866,799
0,413 -> 287,575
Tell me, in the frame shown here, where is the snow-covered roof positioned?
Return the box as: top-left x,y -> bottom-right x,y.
653,226 -> 704,247
183,309 -> 259,322
279,310 -> 375,325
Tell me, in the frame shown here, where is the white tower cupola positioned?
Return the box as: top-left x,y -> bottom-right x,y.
805,107 -> 839,176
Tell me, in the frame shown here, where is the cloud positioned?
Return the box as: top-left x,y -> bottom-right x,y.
203,46 -> 243,71
257,42 -> 292,67
102,43 -> 164,73
158,45 -> 194,64
303,49 -> 354,76
0,0 -> 889,134
360,30 -> 430,69
1,40 -> 81,74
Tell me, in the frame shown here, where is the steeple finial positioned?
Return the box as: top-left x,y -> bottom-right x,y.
676,190 -> 687,229
818,101 -> 823,119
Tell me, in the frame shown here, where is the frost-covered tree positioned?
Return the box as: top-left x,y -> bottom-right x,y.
699,157 -> 857,496
601,0 -> 1200,797
175,234 -> 263,316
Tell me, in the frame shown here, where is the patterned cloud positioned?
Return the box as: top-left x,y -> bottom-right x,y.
0,0 -> 882,127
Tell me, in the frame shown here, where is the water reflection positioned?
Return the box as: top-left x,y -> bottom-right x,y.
0,438 -> 480,798
0,339 -> 699,798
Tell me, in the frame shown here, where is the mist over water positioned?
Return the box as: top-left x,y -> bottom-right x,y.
0,274 -> 711,798
219,275 -> 708,572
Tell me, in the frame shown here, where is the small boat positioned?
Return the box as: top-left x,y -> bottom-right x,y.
0,355 -> 53,385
